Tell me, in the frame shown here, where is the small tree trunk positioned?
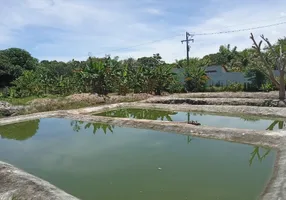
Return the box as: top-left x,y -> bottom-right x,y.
279,70 -> 285,100
155,87 -> 161,95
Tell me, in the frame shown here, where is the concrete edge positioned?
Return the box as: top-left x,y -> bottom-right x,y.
0,161 -> 80,200
1,102 -> 286,200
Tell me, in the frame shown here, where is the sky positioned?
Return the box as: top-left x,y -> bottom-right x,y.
0,0 -> 286,63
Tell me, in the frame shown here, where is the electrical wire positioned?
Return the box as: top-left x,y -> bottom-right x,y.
191,15 -> 286,33
94,34 -> 183,56
93,20 -> 286,56
192,21 -> 286,36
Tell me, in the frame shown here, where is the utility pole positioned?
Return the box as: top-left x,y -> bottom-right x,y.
181,32 -> 194,124
181,32 -> 194,67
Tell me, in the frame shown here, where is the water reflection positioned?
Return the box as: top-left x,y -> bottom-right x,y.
0,120 -> 39,141
70,120 -> 114,134
187,135 -> 192,144
240,116 -> 260,122
249,147 -> 271,166
94,108 -> 178,121
70,120 -> 272,166
266,121 -> 285,130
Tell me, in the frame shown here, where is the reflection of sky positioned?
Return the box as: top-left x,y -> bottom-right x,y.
0,118 -> 277,200
169,112 -> 281,130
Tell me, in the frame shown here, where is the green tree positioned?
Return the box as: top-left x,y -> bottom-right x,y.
184,58 -> 209,92
79,56 -> 114,96
245,69 -> 267,90
0,48 -> 38,87
137,53 -> 164,68
152,64 -> 176,95
11,70 -> 43,97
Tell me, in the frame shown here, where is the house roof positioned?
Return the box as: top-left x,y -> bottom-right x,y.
221,65 -> 229,72
205,65 -> 228,72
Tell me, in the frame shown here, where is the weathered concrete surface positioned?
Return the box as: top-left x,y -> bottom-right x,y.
171,91 -> 279,99
0,161 -> 80,200
0,101 -> 26,117
258,137 -> 286,200
143,97 -> 286,107
1,102 -> 286,200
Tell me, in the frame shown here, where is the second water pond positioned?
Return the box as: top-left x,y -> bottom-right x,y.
94,108 -> 285,130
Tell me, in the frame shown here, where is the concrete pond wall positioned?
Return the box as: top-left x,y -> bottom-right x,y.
1,96 -> 286,200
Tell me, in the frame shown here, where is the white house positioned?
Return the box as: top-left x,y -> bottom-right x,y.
173,65 -> 281,87
204,65 -> 250,86
173,65 -> 250,86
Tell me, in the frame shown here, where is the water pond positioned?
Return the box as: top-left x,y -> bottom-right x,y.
0,118 -> 275,200
94,108 -> 285,130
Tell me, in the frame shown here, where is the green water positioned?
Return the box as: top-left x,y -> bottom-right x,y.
0,118 -> 275,200
94,108 -> 285,130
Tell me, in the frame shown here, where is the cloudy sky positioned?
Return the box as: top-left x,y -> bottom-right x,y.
0,0 -> 285,63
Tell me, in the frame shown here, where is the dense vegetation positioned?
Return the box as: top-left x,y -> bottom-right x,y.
0,35 -> 285,100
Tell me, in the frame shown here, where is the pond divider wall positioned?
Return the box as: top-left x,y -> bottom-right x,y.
1,102 -> 286,200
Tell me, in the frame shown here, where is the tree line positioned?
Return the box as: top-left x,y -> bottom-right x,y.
0,33 -> 285,99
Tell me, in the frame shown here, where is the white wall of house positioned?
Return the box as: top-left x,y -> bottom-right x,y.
205,65 -> 250,86
207,72 -> 249,86
173,65 -> 281,87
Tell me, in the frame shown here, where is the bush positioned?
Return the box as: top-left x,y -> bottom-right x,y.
224,82 -> 244,92
205,86 -> 224,92
167,79 -> 185,94
206,82 -> 244,92
260,82 -> 274,92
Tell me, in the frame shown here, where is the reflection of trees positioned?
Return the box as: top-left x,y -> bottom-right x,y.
266,120 -> 285,130
187,136 -> 192,144
240,116 -> 260,122
249,146 -> 271,166
70,121 -> 114,134
0,120 -> 39,141
95,109 -> 178,121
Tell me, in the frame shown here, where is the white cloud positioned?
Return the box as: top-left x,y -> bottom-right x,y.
114,1 -> 286,62
0,0 -> 285,63
145,8 -> 164,15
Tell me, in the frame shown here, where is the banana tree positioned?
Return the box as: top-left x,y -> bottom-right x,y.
184,66 -> 209,92
80,56 -> 112,96
152,64 -> 176,95
113,63 -> 130,95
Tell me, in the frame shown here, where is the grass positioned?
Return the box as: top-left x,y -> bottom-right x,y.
0,93 -> 151,117
0,95 -> 59,105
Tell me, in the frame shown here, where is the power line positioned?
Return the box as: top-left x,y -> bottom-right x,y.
192,21 -> 286,36
94,34 -> 183,56
193,15 -> 286,33
93,20 -> 286,56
